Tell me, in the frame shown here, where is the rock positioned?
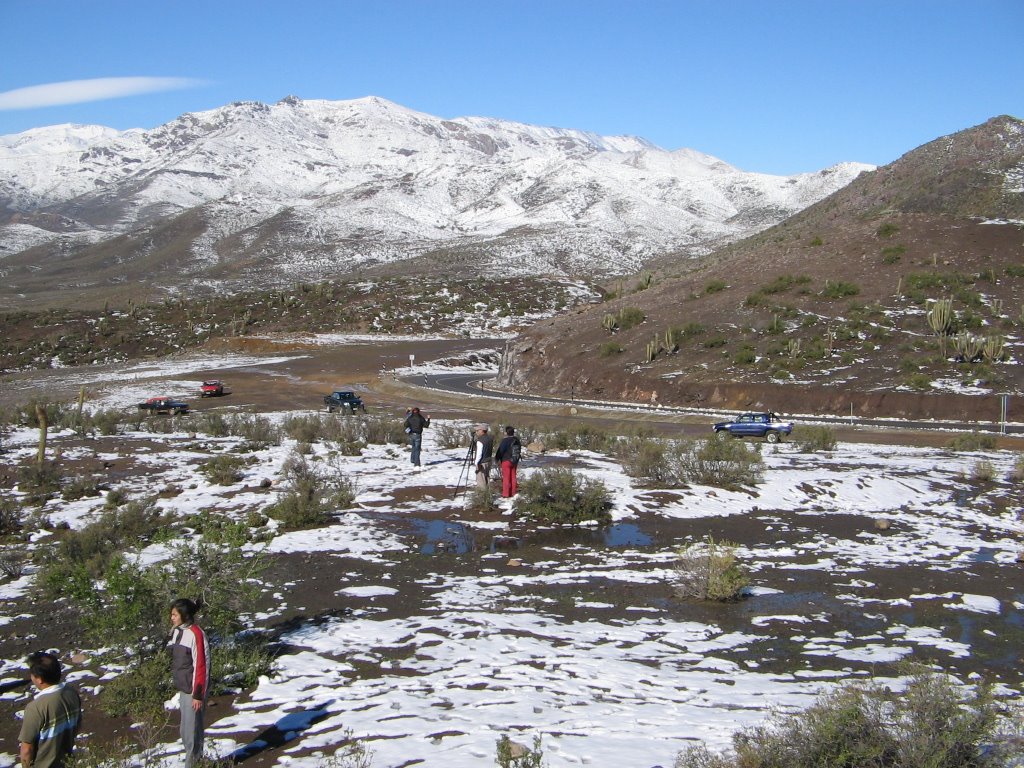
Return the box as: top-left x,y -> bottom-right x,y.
507,558 -> 522,567
526,441 -> 545,454
70,653 -> 89,665
507,741 -> 530,759
874,517 -> 891,531
259,478 -> 272,488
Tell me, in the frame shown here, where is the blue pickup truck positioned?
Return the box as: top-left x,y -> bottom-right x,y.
713,412 -> 793,443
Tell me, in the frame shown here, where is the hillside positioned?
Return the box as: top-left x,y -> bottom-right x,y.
0,96 -> 868,309
496,116 -> 1024,421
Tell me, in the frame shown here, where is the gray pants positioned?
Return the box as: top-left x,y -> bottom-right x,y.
475,460 -> 492,489
179,692 -> 205,767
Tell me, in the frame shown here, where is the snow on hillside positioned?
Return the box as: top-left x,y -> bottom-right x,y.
0,96 -> 874,283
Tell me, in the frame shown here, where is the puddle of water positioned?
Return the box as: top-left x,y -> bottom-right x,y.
970,547 -> 999,563
410,518 -> 475,554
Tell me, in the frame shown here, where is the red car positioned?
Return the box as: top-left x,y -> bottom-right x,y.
200,380 -> 225,397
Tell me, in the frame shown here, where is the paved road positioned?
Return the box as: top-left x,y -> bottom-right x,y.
413,372 -> 1024,437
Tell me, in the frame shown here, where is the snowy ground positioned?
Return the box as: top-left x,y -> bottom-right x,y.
0,350 -> 1022,767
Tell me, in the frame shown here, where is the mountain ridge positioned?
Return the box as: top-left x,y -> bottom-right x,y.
0,96 -> 870,308
495,115 -> 1024,416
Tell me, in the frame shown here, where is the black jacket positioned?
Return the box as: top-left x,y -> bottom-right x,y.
404,412 -> 430,434
495,436 -> 520,463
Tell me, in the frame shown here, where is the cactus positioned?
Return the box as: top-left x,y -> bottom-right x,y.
983,335 -> 1005,363
645,338 -> 659,362
787,338 -> 802,359
952,331 -> 983,362
35,404 -> 47,466
602,313 -> 618,332
927,298 -> 953,356
990,298 -> 1003,318
663,327 -> 679,352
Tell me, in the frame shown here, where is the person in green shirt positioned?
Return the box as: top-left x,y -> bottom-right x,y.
18,652 -> 82,768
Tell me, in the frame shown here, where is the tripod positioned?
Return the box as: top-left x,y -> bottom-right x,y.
453,442 -> 475,500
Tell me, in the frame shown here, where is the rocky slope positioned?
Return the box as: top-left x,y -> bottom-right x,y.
0,96 -> 869,308
496,116 -> 1024,420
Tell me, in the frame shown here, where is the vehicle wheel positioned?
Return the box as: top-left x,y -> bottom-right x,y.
715,429 -> 729,440
765,431 -> 780,444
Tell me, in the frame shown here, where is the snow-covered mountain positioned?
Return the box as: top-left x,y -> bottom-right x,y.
0,96 -> 872,300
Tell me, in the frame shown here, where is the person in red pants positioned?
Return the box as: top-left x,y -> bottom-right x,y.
494,426 -> 522,498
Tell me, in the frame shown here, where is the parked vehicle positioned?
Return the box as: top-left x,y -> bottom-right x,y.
713,412 -> 793,443
324,390 -> 366,413
138,397 -> 190,415
200,379 -> 226,397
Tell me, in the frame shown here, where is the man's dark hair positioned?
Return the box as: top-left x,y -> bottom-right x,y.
505,426 -> 515,435
171,597 -> 199,624
27,652 -> 62,685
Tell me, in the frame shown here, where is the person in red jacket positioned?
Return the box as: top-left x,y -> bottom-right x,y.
169,598 -> 211,768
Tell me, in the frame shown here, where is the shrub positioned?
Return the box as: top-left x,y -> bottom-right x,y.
100,653 -> 172,721
86,408 -> 124,436
194,411 -> 230,438
0,546 -> 27,579
538,424 -> 612,452
266,453 -> 355,530
599,341 -> 624,357
496,734 -> 545,768
0,496 -> 22,537
732,345 -> 757,365
705,280 -> 727,294
616,306 -> 646,331
674,537 -> 748,601
947,432 -> 997,451
703,336 -> 727,349
214,638 -> 275,693
433,422 -> 470,450
466,485 -> 500,514
794,425 -> 837,452
904,373 -> 933,391
822,280 -> 860,299
1009,454 -> 1024,483
679,437 -> 764,489
969,459 -> 996,484
616,436 -> 688,487
17,460 -> 63,505
227,413 -> 282,449
61,474 -> 102,501
876,222 -> 899,238
881,244 -> 906,264
514,467 -> 612,526
676,672 -> 1006,768
199,454 -> 248,485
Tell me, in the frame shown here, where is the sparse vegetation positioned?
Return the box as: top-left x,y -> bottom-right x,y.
673,537 -> 748,602
794,425 -> 837,452
947,432 -> 997,451
513,467 -> 612,526
674,672 -> 1008,768
496,734 -> 545,767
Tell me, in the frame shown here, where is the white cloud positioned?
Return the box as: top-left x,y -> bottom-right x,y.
0,77 -> 204,110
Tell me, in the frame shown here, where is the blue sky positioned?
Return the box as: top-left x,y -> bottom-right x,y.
1,1 -> 1021,174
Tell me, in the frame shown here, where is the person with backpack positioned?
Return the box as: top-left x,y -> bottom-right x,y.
472,423 -> 494,489
494,425 -> 522,498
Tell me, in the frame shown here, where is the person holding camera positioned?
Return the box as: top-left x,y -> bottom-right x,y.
404,407 -> 431,466
473,423 -> 493,488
